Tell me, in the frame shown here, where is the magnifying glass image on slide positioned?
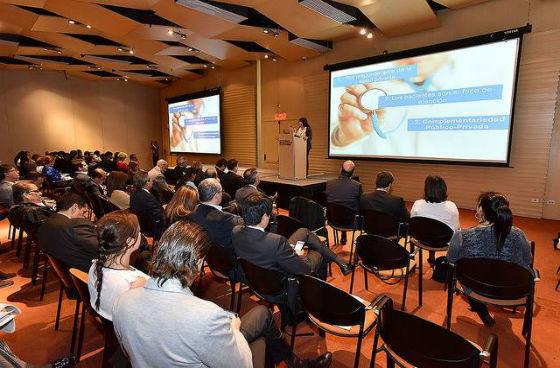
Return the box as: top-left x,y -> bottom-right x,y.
358,88 -> 407,140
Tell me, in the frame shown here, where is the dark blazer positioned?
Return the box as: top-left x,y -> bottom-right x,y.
325,176 -> 362,213
130,189 -> 165,235
360,190 -> 410,223
73,173 -> 104,197
235,185 -> 259,204
38,213 -> 98,272
216,168 -> 226,181
189,204 -> 243,250
232,226 -> 312,276
221,171 -> 245,198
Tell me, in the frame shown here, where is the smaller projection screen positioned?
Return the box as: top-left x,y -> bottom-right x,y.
327,27 -> 529,166
168,90 -> 222,154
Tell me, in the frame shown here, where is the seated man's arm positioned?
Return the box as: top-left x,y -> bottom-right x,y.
72,220 -> 99,259
275,238 -> 312,275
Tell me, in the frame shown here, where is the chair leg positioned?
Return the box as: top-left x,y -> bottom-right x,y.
354,330 -> 364,368
40,257 -> 49,301
370,331 -> 379,368
10,226 -> 17,248
556,278 -> 560,291
386,355 -> 395,368
31,245 -> 40,285
229,282 -> 237,311
363,268 -> 369,291
290,318 -> 297,351
523,296 -> 534,368
236,283 -> 243,314
23,236 -> 31,269
326,232 -> 332,277
349,264 -> 356,293
16,228 -> 23,258
55,282 -> 63,331
349,230 -> 356,266
69,300 -> 81,357
418,249 -> 423,306
446,276 -> 455,330
7,223 -> 12,240
401,265 -> 410,311
75,303 -> 87,362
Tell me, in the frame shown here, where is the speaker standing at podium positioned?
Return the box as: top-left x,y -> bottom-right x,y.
296,117 -> 312,175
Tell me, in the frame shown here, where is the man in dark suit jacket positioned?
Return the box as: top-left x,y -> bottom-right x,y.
360,171 -> 409,223
38,192 -> 98,273
232,192 -> 351,280
235,167 -> 260,204
221,159 -> 245,199
130,171 -> 165,237
215,158 -> 227,181
324,160 -> 362,244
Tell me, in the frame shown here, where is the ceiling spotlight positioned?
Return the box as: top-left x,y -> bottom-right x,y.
302,56 -> 307,61
68,19 -> 76,25
366,32 -> 373,39
203,64 -> 208,68
263,29 -> 269,34
168,29 -> 174,35
210,65 -> 215,69
147,64 -> 158,69
359,28 -> 367,35
264,54 -> 269,59
117,47 -> 124,52
86,24 -> 92,29
272,57 -> 277,62
88,65 -> 102,70
263,28 -> 280,36
129,49 -> 134,54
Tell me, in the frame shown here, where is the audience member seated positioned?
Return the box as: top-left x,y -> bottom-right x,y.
447,192 -> 533,326
107,171 -> 130,210
189,160 -> 205,186
126,160 -> 139,185
204,168 -> 232,206
129,153 -> 138,163
325,160 -> 361,244
115,152 -> 129,172
0,164 -> 19,209
12,181 -> 55,215
86,152 -> 102,175
42,156 -> 64,184
233,192 -> 351,279
411,175 -> 460,231
112,221 -> 332,368
190,179 -> 242,254
101,152 -> 114,172
13,151 -> 30,171
172,155 -> 189,183
235,168 -> 262,204
164,186 -> 198,225
129,172 -> 165,236
75,167 -> 108,198
360,171 -> 409,223
25,172 -> 44,191
88,210 -> 148,321
175,170 -> 197,191
38,192 -> 98,273
148,159 -> 168,181
215,158 -> 227,181
222,159 -> 245,199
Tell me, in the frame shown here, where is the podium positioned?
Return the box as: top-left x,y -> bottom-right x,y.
278,132 -> 307,180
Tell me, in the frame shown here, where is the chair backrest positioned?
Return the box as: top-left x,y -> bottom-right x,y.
205,243 -> 236,280
356,234 -> 410,271
455,258 -> 534,300
69,268 -> 98,315
326,202 -> 357,230
47,255 -> 75,291
409,216 -> 453,248
360,209 -> 400,238
86,191 -> 105,219
298,274 -> 365,326
289,196 -> 326,231
238,258 -> 287,300
276,215 -> 307,239
377,299 -> 482,368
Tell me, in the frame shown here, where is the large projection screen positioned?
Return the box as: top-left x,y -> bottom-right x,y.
328,29 -> 527,166
168,90 -> 222,154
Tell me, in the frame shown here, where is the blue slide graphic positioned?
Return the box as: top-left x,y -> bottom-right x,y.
379,85 -> 503,108
332,65 -> 418,87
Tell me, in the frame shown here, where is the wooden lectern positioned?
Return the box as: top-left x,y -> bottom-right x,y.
278,132 -> 307,180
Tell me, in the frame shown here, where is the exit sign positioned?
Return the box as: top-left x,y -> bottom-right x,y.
274,112 -> 287,121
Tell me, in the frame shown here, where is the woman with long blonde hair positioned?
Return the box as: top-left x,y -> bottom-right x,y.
164,185 -> 199,224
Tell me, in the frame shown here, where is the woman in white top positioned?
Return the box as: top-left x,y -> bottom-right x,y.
88,210 -> 148,321
411,175 -> 460,263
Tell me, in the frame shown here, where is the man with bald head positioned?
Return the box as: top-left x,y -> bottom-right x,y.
325,160 -> 362,244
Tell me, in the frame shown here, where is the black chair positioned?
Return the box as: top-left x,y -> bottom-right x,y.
289,196 -> 329,241
205,243 -> 242,312
350,235 -> 413,311
408,216 -> 453,306
99,195 -> 120,214
276,215 -> 307,239
360,209 -> 407,240
446,258 -> 537,368
298,274 -> 384,368
85,191 -> 105,219
326,202 -> 359,262
69,268 -> 130,366
47,256 -> 81,357
374,296 -> 498,368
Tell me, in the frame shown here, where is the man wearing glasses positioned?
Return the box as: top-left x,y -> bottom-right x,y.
0,164 -> 19,209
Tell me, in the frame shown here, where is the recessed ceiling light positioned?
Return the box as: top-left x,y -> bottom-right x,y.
86,24 -> 92,29
168,29 -> 174,35
366,32 -> 373,39
272,57 -> 277,62
264,54 -> 269,59
129,49 -> 134,54
203,64 -> 208,68
359,28 -> 366,35
68,19 -> 76,25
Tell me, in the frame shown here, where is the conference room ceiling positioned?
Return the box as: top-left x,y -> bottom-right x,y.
0,0 -> 492,88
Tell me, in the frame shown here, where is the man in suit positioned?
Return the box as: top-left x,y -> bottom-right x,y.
233,192 -> 351,280
221,159 -> 245,199
73,165 -> 107,198
215,158 -> 227,181
112,221 -> 332,368
130,171 -> 165,237
360,171 -> 409,223
235,167 -> 261,204
203,168 -> 232,206
0,164 -> 19,209
38,192 -> 97,273
324,160 -> 362,244
171,156 -> 189,183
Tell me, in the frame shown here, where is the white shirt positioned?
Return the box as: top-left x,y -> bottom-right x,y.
247,225 -> 265,232
88,261 -> 149,321
411,199 -> 460,231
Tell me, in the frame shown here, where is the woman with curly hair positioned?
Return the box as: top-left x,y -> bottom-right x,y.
88,210 -> 148,321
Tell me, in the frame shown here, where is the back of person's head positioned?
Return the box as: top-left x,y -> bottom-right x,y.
198,178 -> 221,202
216,158 -> 227,169
165,186 -> 199,223
56,191 -> 88,212
94,210 -> 140,310
376,171 -> 394,189
191,160 -> 202,170
128,160 -> 139,172
424,175 -> 448,203
478,192 -> 512,251
72,160 -> 87,173
243,168 -> 258,185
226,159 -> 238,171
129,153 -> 138,162
204,168 -> 217,179
117,152 -> 127,161
176,156 -> 187,167
133,171 -> 150,191
25,171 -> 43,185
340,160 -> 355,177
92,168 -> 107,181
151,221 -> 210,288
156,159 -> 168,169
104,151 -> 113,160
0,164 -> 16,181
240,192 -> 272,226
106,171 -> 128,195
12,181 -> 37,204
44,155 -> 54,165
298,117 -> 310,128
